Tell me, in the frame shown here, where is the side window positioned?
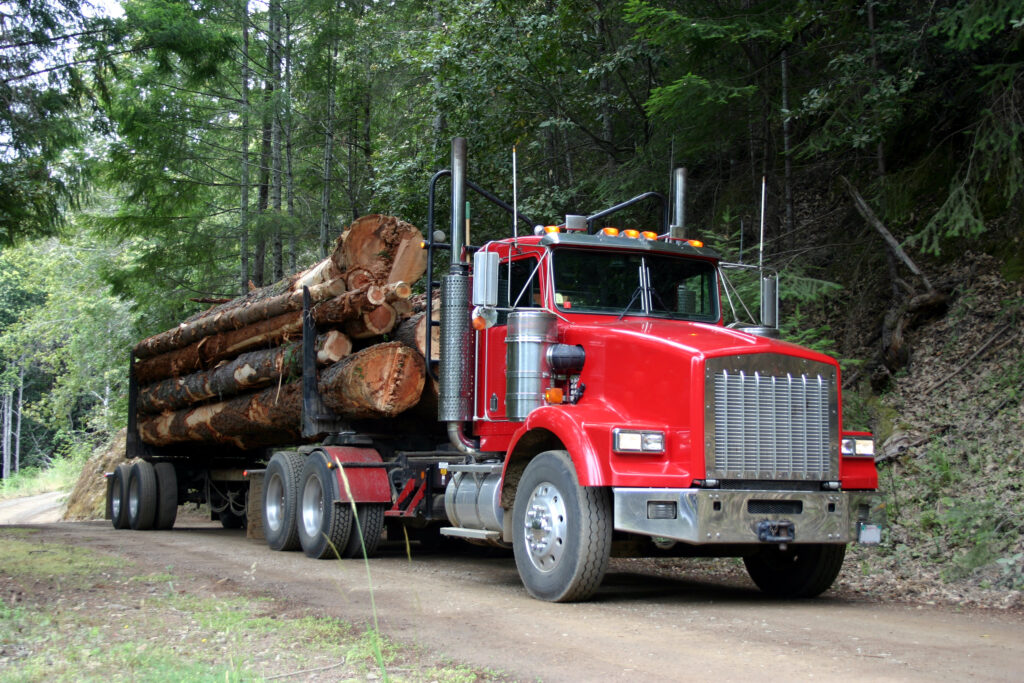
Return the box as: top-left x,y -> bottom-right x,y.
497,257 -> 539,324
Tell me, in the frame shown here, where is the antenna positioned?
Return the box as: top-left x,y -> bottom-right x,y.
512,145 -> 518,241
758,176 -> 767,271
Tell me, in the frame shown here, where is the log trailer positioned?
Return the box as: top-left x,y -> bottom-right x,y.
107,138 -> 884,602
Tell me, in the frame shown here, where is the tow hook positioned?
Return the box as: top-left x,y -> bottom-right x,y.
757,520 -> 795,543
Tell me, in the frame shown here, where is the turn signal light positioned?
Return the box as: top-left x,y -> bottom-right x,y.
601,227 -> 619,236
544,387 -> 564,404
623,229 -> 640,238
687,239 -> 704,248
472,316 -> 488,331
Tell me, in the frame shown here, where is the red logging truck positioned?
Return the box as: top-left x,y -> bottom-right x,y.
108,138 -> 884,602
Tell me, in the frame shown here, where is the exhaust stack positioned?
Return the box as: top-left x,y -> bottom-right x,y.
439,138 -> 474,426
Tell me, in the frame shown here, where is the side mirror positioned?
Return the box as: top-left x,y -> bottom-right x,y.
472,251 -> 499,306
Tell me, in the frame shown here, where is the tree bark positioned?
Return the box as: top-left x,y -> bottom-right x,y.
137,330 -> 351,414
133,276 -> 344,359
135,285 -> 381,384
395,310 -> 440,361
138,342 -> 425,448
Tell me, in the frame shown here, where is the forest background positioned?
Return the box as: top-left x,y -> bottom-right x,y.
1,0 -> 1022,596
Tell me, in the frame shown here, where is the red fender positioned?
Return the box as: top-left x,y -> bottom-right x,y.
504,406 -> 611,487
319,446 -> 392,504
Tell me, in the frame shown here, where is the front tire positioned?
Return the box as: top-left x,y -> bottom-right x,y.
263,451 -> 304,551
297,451 -> 352,559
512,450 -> 611,602
744,543 -> 847,598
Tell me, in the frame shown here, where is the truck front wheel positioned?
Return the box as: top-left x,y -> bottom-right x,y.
512,450 -> 611,602
743,543 -> 846,598
297,451 -> 352,559
263,451 -> 303,551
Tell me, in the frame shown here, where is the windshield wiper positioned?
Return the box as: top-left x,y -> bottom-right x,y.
618,260 -> 652,320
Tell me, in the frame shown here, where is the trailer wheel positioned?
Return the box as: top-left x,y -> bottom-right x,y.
263,451 -> 303,551
297,451 -> 352,559
107,463 -> 131,529
511,450 -> 611,602
153,463 -> 178,530
128,460 -> 158,531
341,503 -> 385,558
743,543 -> 846,598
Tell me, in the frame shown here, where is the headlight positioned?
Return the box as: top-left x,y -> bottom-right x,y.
841,437 -> 875,457
613,429 -> 665,453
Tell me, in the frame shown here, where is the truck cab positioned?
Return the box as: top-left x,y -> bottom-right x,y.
435,141 -> 883,602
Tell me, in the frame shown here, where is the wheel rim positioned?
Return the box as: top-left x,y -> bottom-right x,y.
522,480 -> 567,573
265,473 -> 285,533
128,475 -> 140,519
301,475 -> 324,538
111,481 -> 122,518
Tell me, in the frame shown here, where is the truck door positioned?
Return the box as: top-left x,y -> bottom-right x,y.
477,254 -> 541,421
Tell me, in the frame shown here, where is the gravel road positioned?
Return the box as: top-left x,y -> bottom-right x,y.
0,492 -> 65,524
6,517 -> 1022,681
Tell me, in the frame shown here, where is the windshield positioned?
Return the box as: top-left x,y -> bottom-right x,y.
552,248 -> 718,321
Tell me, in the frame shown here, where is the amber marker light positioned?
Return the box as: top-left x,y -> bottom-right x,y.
544,387 -> 564,404
623,229 -> 640,238
601,227 -> 620,236
687,239 -> 704,248
642,231 -> 658,240
472,316 -> 488,331
419,241 -> 426,249
543,225 -> 561,234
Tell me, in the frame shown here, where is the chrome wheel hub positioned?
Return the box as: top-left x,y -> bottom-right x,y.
301,475 -> 324,538
265,473 -> 285,532
522,481 -> 567,573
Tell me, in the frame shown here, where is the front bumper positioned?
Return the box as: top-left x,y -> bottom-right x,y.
613,487 -> 885,545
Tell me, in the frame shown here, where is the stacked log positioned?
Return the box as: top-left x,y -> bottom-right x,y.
132,214 -> 430,451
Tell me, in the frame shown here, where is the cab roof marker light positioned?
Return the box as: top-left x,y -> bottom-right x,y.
543,225 -> 561,234
623,229 -> 640,239
641,231 -> 658,240
687,239 -> 704,248
601,227 -> 620,236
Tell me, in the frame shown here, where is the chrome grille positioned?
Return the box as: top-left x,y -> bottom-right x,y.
705,354 -> 838,481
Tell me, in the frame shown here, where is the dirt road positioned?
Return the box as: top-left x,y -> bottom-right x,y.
5,519 -> 1020,681
0,491 -> 65,524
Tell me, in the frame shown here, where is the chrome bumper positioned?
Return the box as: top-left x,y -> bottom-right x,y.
612,487 -> 885,545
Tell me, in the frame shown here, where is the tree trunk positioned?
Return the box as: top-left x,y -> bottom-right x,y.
318,342 -> 425,419
269,0 -> 283,281
780,46 -> 794,235
283,7 -> 296,273
138,342 -> 425,448
14,365 -> 22,473
337,214 -> 426,284
395,310 -> 440,361
138,330 -> 351,414
133,276 -> 344,359
319,38 -> 338,259
239,0 -> 251,295
345,303 -> 397,339
2,391 -> 9,480
135,285 -> 382,384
